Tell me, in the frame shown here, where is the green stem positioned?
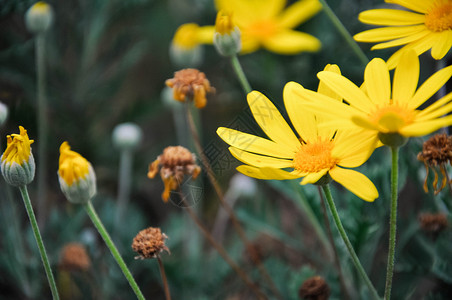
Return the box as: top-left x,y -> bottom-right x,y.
321,184 -> 380,300
83,201 -> 145,300
384,147 -> 399,300
115,149 -> 133,230
230,54 -> 252,94
36,32 -> 48,225
318,0 -> 369,65
19,185 -> 59,300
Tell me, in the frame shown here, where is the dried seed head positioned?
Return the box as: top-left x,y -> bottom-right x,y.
299,276 -> 330,300
165,69 -> 215,109
132,227 -> 170,259
419,213 -> 448,235
148,146 -> 201,202
59,243 -> 91,272
417,134 -> 452,194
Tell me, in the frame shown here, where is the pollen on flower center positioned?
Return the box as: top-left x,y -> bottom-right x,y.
247,19 -> 278,39
370,103 -> 415,132
425,3 -> 452,32
292,138 -> 338,173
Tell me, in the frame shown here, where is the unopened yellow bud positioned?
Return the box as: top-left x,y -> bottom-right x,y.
25,2 -> 54,34
214,11 -> 241,56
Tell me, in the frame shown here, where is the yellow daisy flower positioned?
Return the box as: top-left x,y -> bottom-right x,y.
354,0 -> 452,69
217,65 -> 379,202
215,0 -> 322,54
295,51 -> 452,145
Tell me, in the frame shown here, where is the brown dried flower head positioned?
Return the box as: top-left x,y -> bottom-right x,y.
165,68 -> 215,109
132,227 -> 170,259
417,133 -> 452,194
419,212 -> 448,235
148,146 -> 201,202
299,276 -> 330,300
59,243 -> 91,272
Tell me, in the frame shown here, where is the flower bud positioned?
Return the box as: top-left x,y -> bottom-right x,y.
58,142 -> 96,204
1,126 -> 35,187
25,2 -> 54,34
213,11 -> 241,56
0,102 -> 8,127
112,122 -> 143,151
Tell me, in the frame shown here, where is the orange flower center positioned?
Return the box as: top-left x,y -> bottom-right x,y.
425,2 -> 452,32
246,19 -> 278,39
370,103 -> 415,132
292,138 -> 338,173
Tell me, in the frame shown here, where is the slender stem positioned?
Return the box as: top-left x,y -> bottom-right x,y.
321,184 -> 380,300
318,0 -> 369,65
185,104 -> 281,299
35,33 -> 49,225
83,201 -> 145,300
384,147 -> 399,300
18,185 -> 59,300
157,257 -> 171,300
230,54 -> 252,94
317,186 -> 350,300
179,196 -> 267,300
115,149 -> 133,229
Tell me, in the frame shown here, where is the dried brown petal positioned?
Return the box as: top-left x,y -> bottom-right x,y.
59,243 -> 91,272
132,227 -> 170,259
299,276 -> 330,300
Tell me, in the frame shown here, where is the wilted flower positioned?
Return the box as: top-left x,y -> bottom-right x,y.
112,122 -> 143,151
165,68 -> 215,109
214,10 -> 241,56
58,142 -> 96,204
354,0 -> 452,69
148,146 -> 201,202
298,276 -> 330,300
132,227 -> 170,259
25,1 -> 54,34
59,243 -> 91,272
417,133 -> 452,194
419,212 -> 449,235
1,126 -> 35,187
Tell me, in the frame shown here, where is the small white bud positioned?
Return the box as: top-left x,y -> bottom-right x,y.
25,2 -> 54,34
112,123 -> 143,151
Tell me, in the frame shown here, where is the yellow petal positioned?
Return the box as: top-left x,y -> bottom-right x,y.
329,167 -> 378,202
370,29 -> 429,50
385,0 -> 432,14
416,100 -> 452,122
317,71 -> 374,112
417,92 -> 452,120
283,82 -> 319,142
300,169 -> 328,185
197,26 -> 215,44
277,0 -> 322,29
240,35 -> 261,54
351,115 -> 380,131
262,30 -> 321,54
354,25 -> 426,42
215,0 -> 285,24
365,58 -> 391,105
317,64 -> 342,100
236,165 -> 301,180
393,50 -> 419,103
358,9 -> 425,26
333,130 -> 378,167
247,91 -> 300,150
409,64 -> 452,109
217,127 -> 295,158
229,146 -> 294,168
431,31 -> 452,60
400,115 -> 452,136
386,34 -> 436,69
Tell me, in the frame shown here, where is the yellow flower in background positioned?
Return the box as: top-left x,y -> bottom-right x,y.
354,0 -> 452,69
217,66 -> 379,202
296,51 -> 452,146
58,141 -> 96,204
1,126 -> 35,186
171,23 -> 215,51
215,0 -> 322,54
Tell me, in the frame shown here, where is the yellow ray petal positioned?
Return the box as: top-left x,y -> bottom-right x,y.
283,82 -> 319,142
370,29 -> 429,50
215,0 -> 285,24
400,115 -> 452,136
317,64 -> 342,100
333,130 -> 378,167
365,58 -> 391,105
317,71 -> 374,112
300,169 -> 328,185
416,101 -> 452,122
358,9 -> 425,26
247,91 -> 300,150
353,25 -> 426,42
409,64 -> 452,109
262,30 -> 321,54
197,26 -> 215,44
393,50 -> 419,103
417,92 -> 452,119
385,0 -> 432,14
217,127 -> 295,158
431,31 -> 452,60
240,35 -> 261,54
386,34 -> 437,69
229,146 -> 294,168
329,167 -> 378,202
277,0 -> 322,29
351,115 -> 380,131
236,165 -> 301,180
